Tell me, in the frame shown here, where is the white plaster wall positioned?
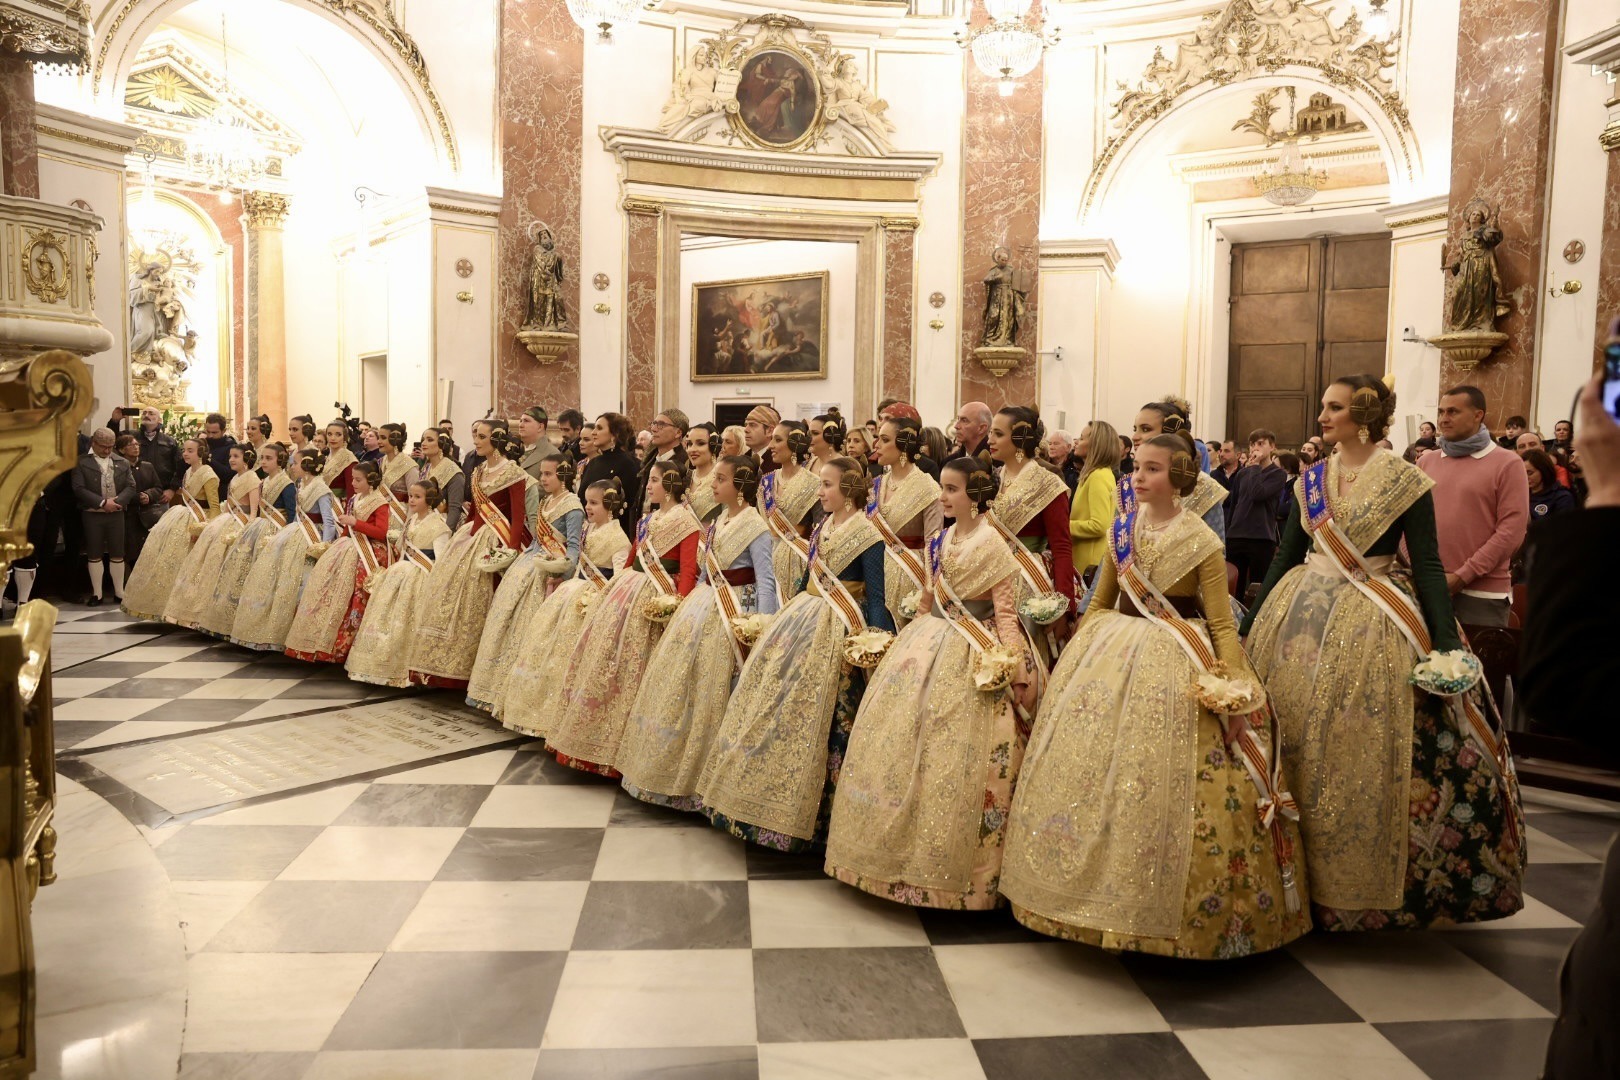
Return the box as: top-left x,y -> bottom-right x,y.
431,221 -> 497,433
1387,229 -> 1448,436
1036,267 -> 1109,433
676,238 -> 858,422
402,0 -> 501,191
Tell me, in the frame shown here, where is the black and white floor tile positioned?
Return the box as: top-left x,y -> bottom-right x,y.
32,604 -> 1616,1080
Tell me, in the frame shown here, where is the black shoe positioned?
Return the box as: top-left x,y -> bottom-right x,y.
86,595 -> 102,607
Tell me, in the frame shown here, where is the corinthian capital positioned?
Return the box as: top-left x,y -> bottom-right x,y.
242,191 -> 290,230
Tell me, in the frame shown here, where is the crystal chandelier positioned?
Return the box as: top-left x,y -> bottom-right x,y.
958,0 -> 1057,97
565,0 -> 646,44
1359,0 -> 1395,38
1255,140 -> 1328,206
186,15 -> 267,197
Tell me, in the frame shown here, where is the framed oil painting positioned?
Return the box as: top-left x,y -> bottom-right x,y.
691,271 -> 829,383
734,47 -> 821,149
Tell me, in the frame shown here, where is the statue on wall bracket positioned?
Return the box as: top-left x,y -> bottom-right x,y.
974,246 -> 1029,379
1432,197 -> 1510,371
127,238 -> 201,410
516,222 -> 578,366
657,14 -> 897,157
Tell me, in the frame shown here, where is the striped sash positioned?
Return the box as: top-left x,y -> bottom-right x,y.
472,476 -> 517,549
295,506 -> 321,544
635,514 -> 679,598
867,475 -> 927,594
264,506 -> 288,528
761,471 -> 810,559
180,486 -> 208,524
225,497 -> 250,527
532,505 -> 569,559
702,524 -> 747,671
928,530 -> 1034,717
402,539 -> 434,572
806,520 -> 866,635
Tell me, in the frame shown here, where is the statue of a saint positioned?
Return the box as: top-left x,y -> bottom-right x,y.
524,225 -> 567,331
980,246 -> 1027,349
128,259 -> 198,408
1444,204 -> 1506,334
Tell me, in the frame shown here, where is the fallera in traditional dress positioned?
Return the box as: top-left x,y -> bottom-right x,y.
406,457 -> 531,688
323,446 -> 357,504
827,519 -> 1043,909
989,463 -> 1076,667
195,472 -> 295,638
866,466 -> 941,630
230,477 -> 337,651
162,470 -> 258,628
496,521 -> 630,736
549,503 -> 701,775
121,466 -> 220,621
345,510 -> 451,687
618,505 -> 779,811
758,466 -> 818,605
1242,451 -> 1525,930
1002,500 -> 1311,958
687,470 -> 719,523
465,490 -> 583,712
284,490 -> 392,664
699,512 -> 892,852
378,452 -> 416,525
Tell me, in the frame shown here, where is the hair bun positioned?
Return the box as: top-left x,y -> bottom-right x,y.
1348,386 -> 1384,427
1161,414 -> 1189,436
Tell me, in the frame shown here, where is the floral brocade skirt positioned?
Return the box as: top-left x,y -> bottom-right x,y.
196,516 -> 279,638
407,524 -> 498,688
549,571 -> 662,776
162,512 -> 244,628
346,560 -> 433,687
230,522 -> 313,651
497,578 -> 595,737
284,542 -> 375,664
466,551 -> 559,712
120,505 -> 200,621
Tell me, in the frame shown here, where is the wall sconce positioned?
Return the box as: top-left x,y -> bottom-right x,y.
593,302 -> 612,314
1549,280 -> 1582,298
455,290 -> 474,304
928,319 -> 945,331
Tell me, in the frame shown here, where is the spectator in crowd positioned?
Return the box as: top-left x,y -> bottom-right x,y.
1213,439 -> 1241,492
918,426 -> 948,481
1275,450 -> 1301,527
1523,448 -> 1576,521
633,409 -> 689,513
202,413 -> 237,490
71,428 -> 136,606
517,406 -> 559,481
1551,418 -> 1573,457
438,418 -> 454,440
845,426 -> 875,471
636,429 -> 653,458
134,406 -> 182,501
117,433 -> 165,569
1298,439 -> 1321,466
1517,430 -> 1572,488
556,408 -> 586,462
1118,433 -> 1134,477
1068,420 -> 1121,578
720,425 -> 747,459
1225,428 -> 1289,598
1526,368 -> 1620,1080
579,412 -> 641,534
1419,384 -> 1528,626
1047,429 -> 1080,493
358,425 -> 384,465
743,405 -> 780,473
1497,414 -> 1528,450
951,401 -> 994,467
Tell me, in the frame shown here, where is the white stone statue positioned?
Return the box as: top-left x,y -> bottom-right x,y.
129,261 -> 197,408
658,45 -> 731,135
821,56 -> 896,153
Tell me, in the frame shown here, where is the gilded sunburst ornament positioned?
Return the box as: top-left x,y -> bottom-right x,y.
126,65 -> 216,118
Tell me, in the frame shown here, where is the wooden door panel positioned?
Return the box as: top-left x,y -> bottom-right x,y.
1324,340 -> 1387,385
1326,236 -> 1392,291
1238,242 -> 1315,294
1233,343 -> 1309,391
1232,293 -> 1319,342
1323,290 -> 1391,342
1232,395 -> 1309,448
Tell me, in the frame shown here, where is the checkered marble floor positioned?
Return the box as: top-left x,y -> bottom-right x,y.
39,606 -> 1619,1080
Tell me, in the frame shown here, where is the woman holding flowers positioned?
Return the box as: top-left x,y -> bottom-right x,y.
284,460 -> 393,664
346,478 -> 452,687
987,407 -> 1076,663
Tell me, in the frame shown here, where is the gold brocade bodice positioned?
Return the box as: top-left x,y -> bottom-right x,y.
707,506 -> 769,568
992,463 -> 1068,534
762,465 -> 819,525
583,521 -> 631,569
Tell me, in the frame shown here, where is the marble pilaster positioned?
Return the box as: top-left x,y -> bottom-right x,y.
622,200 -> 660,428
881,218 -> 916,404
498,0 -> 583,417
1597,149 -> 1620,363
243,192 -> 289,428
0,53 -> 39,198
959,54 -> 1042,410
1444,0 -> 1562,423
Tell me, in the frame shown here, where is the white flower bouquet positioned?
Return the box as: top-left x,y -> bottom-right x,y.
304,540 -> 331,561
843,627 -> 895,669
476,545 -> 520,574
643,593 -> 682,623
973,644 -> 1022,694
1410,649 -> 1482,696
730,612 -> 773,647
1192,669 -> 1267,715
898,593 -> 921,620
1018,592 -> 1069,626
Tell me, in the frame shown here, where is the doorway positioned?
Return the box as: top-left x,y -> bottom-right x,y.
1226,233 -> 1390,448
360,353 -> 388,422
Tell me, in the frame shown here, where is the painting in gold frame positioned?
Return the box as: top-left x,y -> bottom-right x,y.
691,271 -> 828,382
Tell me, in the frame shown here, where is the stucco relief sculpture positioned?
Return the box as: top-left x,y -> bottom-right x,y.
127,244 -> 200,410
974,247 -> 1029,379
1432,199 -> 1510,371
516,223 -> 578,365
655,14 -> 898,156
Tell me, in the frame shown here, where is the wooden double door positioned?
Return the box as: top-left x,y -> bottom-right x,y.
1226,233 -> 1391,448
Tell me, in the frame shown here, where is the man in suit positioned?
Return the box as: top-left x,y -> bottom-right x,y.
555,409 -> 586,464
134,406 -> 182,503
517,407 -> 560,481
117,432 -> 165,570
202,412 -> 238,491
632,409 -> 689,515
71,428 -> 137,605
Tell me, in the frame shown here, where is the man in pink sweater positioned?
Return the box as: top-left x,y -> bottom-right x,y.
1418,384 -> 1529,627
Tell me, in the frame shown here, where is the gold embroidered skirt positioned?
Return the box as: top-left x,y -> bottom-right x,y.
772,537 -> 808,606
162,512 -> 245,628
466,551 -> 554,711
283,541 -> 364,660
497,578 -> 593,737
230,522 -> 315,651
346,557 -> 435,687
196,516 -> 278,638
550,570 -> 662,771
120,505 -> 200,621
407,524 -> 499,685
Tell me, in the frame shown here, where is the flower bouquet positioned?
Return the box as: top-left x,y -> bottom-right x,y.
843,627 -> 895,669
898,593 -> 921,620
1410,649 -> 1482,696
1018,592 -> 1069,626
476,545 -> 520,574
1192,668 -> 1267,715
973,644 -> 1022,694
643,593 -> 681,623
730,612 -> 772,647
304,541 -> 331,561
575,589 -> 600,618
187,519 -> 208,541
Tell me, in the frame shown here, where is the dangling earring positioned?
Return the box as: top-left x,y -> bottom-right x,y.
970,504 -> 980,519
1357,425 -> 1370,444
1015,449 -> 1025,464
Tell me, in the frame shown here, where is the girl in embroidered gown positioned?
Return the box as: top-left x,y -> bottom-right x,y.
685,423 -> 720,524
1241,375 -> 1524,930
700,457 -> 893,852
988,408 -> 1077,661
549,462 -> 701,775
163,445 -> 261,628
757,423 -> 819,605
1129,401 -> 1227,541
376,423 -> 416,528
1001,431 -> 1312,958
497,480 -> 631,736
346,478 -> 453,686
416,428 -> 466,532
619,456 -> 780,810
284,461 -> 392,663
322,420 -> 358,503
827,457 -> 1041,909
867,417 -> 942,628
231,448 -> 338,651
406,421 -> 531,688
197,443 -> 296,638
465,454 -> 583,712
122,439 -> 220,621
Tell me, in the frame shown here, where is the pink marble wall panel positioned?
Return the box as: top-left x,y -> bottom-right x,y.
0,54 -> 40,199
959,58 -> 1042,411
881,225 -> 915,404
497,0 -> 583,417
1595,150 -> 1620,370
1443,0 -> 1561,425
622,208 -> 659,427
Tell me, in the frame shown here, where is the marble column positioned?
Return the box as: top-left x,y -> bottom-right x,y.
498,0 -> 583,417
881,217 -> 917,405
1443,0 -> 1562,424
0,53 -> 39,199
622,199 -> 661,428
1596,129 -> 1620,365
242,192 -> 289,428
959,52 -> 1042,410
